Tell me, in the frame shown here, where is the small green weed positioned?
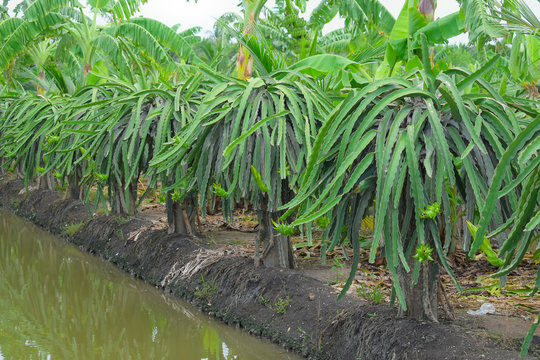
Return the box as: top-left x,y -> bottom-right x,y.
331,256 -> 345,283
297,327 -> 313,347
114,228 -> 124,240
54,184 -> 67,192
272,296 -> 291,314
114,216 -> 131,225
259,295 -> 291,315
194,274 -> 218,301
206,234 -> 216,246
357,283 -> 385,304
239,214 -> 256,222
157,191 -> 167,203
64,222 -> 84,236
258,295 -> 270,306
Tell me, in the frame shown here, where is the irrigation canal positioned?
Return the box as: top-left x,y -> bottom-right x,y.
0,209 -> 301,360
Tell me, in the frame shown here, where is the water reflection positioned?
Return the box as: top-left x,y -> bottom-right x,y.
0,210 -> 300,360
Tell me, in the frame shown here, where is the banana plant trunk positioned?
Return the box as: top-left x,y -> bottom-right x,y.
256,196 -> 295,269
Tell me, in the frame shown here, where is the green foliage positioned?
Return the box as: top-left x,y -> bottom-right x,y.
0,0 -> 539,350
314,215 -> 330,229
211,184 -> 229,198
271,296 -> 291,315
250,165 -> 269,192
171,189 -> 182,202
63,221 -> 84,236
150,69 -> 330,222
466,221 -> 504,267
413,243 -> 434,264
114,216 -> 131,225
272,220 -> 296,236
258,295 -> 270,306
331,256 -> 345,283
470,120 -> 540,273
157,191 -> 167,204
194,274 -> 218,301
95,173 -> 108,183
419,202 -> 441,219
357,283 -> 384,304
259,294 -> 291,314
279,47 -> 534,311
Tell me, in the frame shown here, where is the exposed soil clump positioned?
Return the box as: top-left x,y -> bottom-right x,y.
0,178 -> 536,360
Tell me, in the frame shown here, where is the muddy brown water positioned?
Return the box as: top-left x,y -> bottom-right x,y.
0,210 -> 302,360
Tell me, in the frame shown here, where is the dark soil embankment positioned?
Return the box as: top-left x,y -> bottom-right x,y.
0,178 -> 535,360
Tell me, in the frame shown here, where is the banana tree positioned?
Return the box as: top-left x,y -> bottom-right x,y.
0,0 -> 8,21
256,2 -> 306,60
38,14 -> 200,204
235,0 -> 268,79
317,0 -> 393,56
1,0 -> 201,209
458,0 -> 509,55
194,12 -> 242,73
235,0 -> 310,78
502,6 -> 540,101
374,0 -> 466,77
0,0 -> 149,87
253,0 -> 385,65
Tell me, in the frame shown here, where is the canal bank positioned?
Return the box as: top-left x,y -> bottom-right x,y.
0,178 -> 534,360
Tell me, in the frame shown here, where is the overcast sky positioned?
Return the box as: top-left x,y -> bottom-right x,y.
135,0 -> 540,44
137,0 -> 461,31
7,0 -> 540,43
